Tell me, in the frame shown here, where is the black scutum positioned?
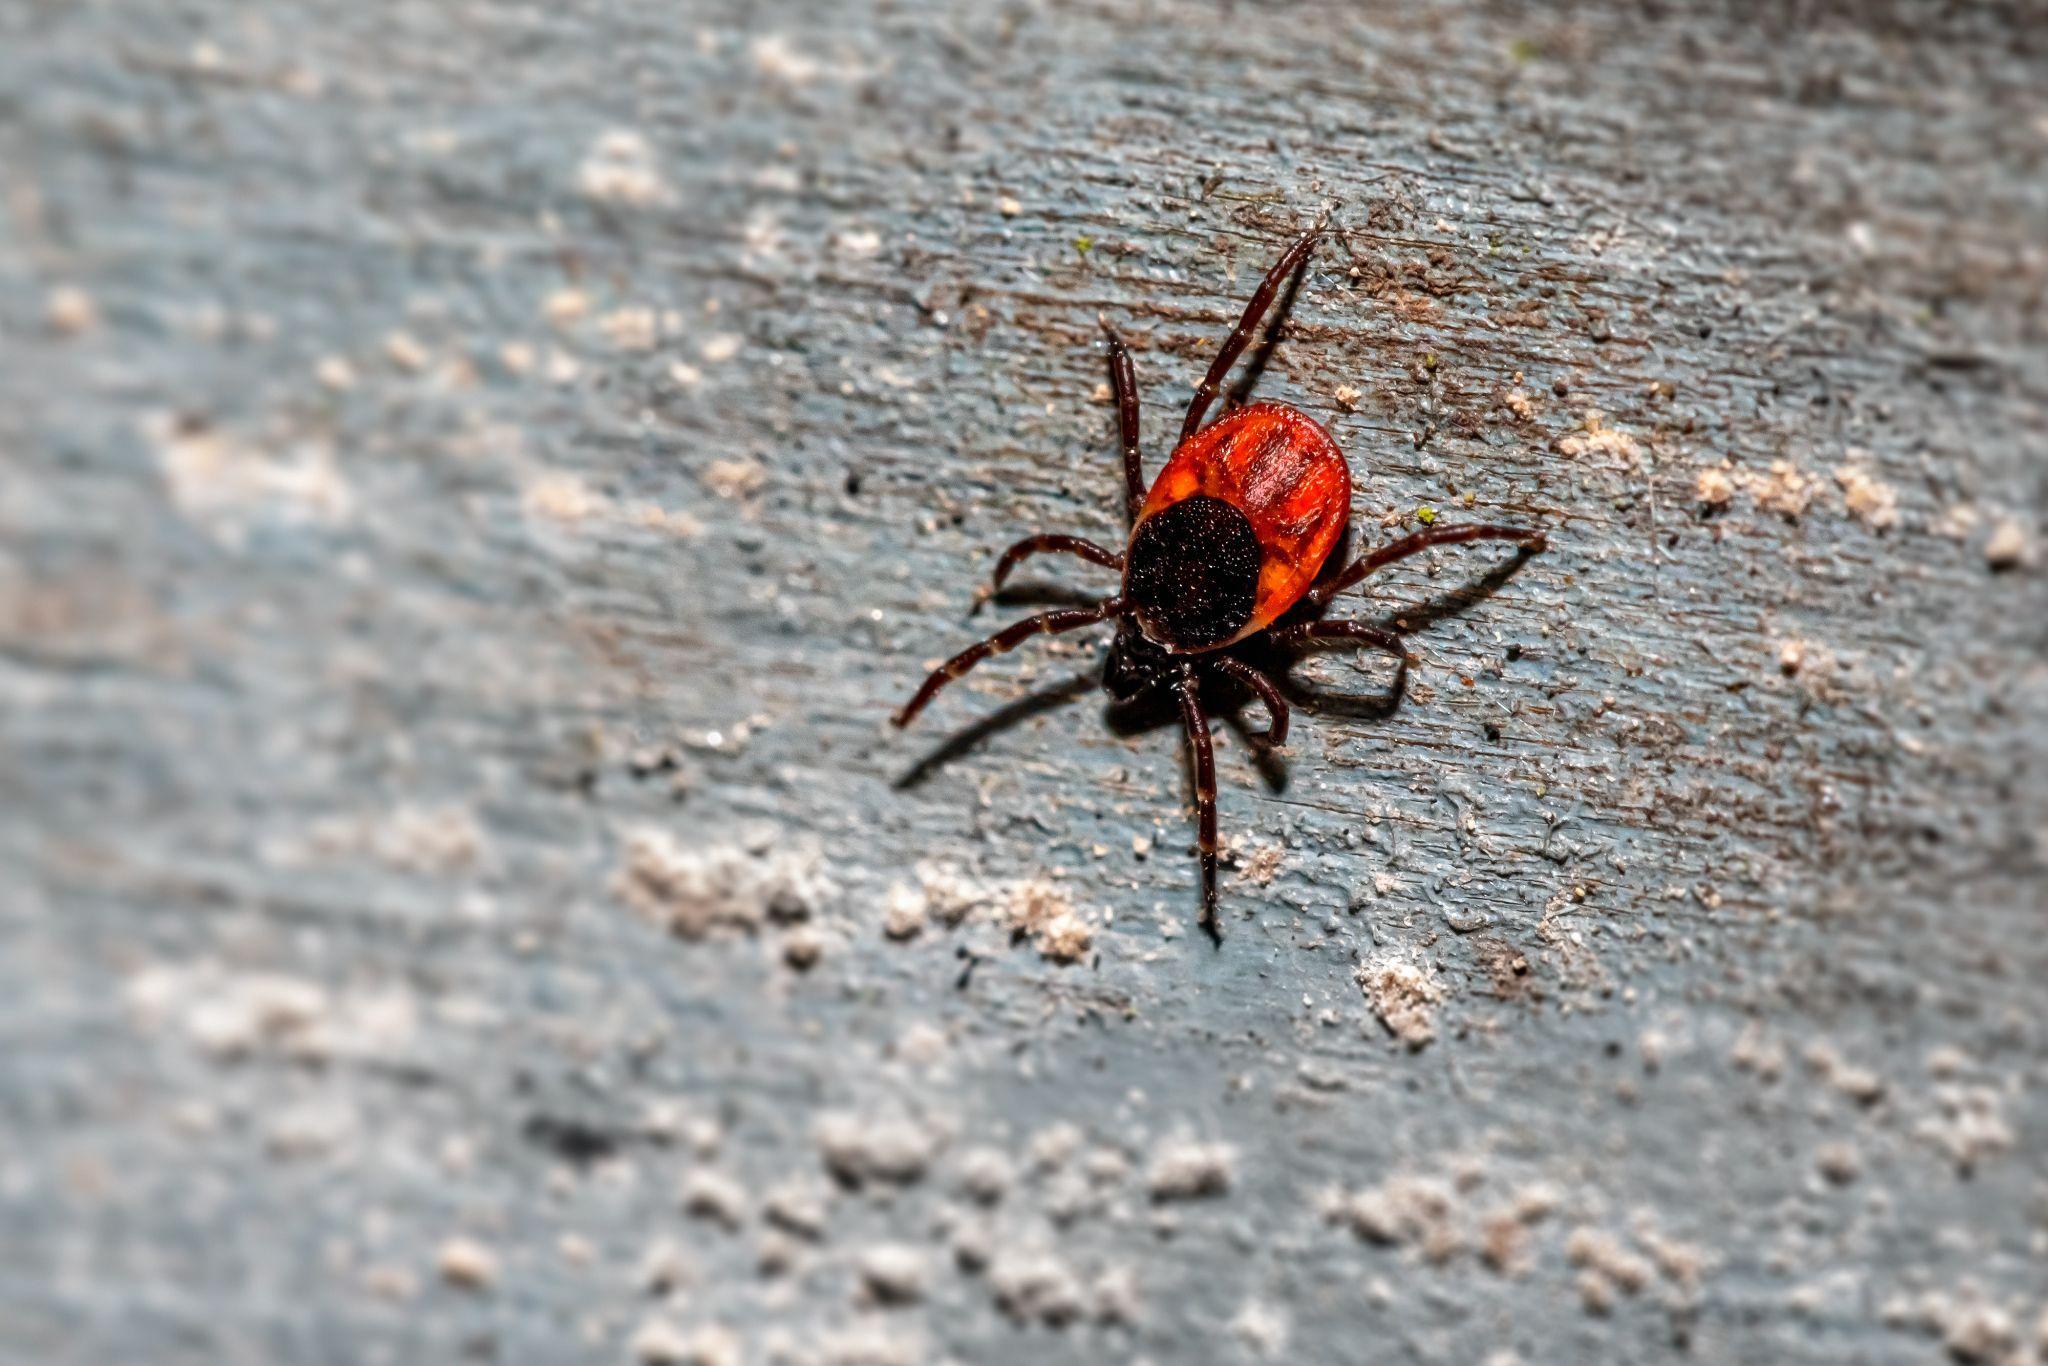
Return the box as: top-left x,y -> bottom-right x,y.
1125,494 -> 1262,650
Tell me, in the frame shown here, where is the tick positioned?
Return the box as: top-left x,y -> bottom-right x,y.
893,229 -> 1546,942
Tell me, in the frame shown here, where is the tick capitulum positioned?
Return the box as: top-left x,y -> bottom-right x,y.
893,228 -> 1547,943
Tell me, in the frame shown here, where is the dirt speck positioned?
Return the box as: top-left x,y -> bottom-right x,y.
436,1236 -> 499,1291
1815,1141 -> 1861,1185
762,1178 -> 831,1239
880,882 -> 926,941
1914,1084 -> 2014,1175
701,456 -> 765,499
1565,1226 -> 1653,1301
1734,460 -> 1818,519
1357,955 -> 1443,1048
988,1250 -> 1084,1325
1834,462 -> 1900,531
579,128 -> 669,207
127,963 -> 416,1064
1325,1175 -> 1461,1262
1555,410 -> 1641,466
1145,1137 -> 1234,1201
955,1146 -> 1013,1204
814,1112 -> 940,1188
681,1168 -> 747,1229
46,284 -> 98,336
1983,516 -> 2034,570
1004,880 -> 1093,963
613,829 -> 828,941
1230,1300 -> 1289,1357
856,1244 -> 928,1306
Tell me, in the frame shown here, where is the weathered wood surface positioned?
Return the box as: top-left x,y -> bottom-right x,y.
4,2 -> 2045,1362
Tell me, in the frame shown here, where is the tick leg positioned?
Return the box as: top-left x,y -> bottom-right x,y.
1308,524 -> 1547,608
893,598 -> 1123,728
1181,228 -> 1322,443
1210,655 -> 1289,747
1267,619 -> 1413,663
1173,667 -> 1223,945
1102,322 -> 1145,522
991,533 -> 1124,593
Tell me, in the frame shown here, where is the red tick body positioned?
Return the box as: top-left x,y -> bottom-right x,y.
893,228 -> 1548,944
1133,402 -> 1351,649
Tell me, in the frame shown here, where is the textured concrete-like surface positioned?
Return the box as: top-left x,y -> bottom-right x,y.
4,2 -> 2046,1362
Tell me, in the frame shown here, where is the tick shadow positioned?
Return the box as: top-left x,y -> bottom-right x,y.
893,671 -> 1098,790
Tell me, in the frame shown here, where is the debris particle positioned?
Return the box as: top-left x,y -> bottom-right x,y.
782,929 -> 823,971
955,1147 -> 1013,1204
915,863 -> 988,926
1325,1176 -> 1459,1261
1777,639 -> 1807,675
523,471 -> 607,524
543,287 -> 590,327
999,196 -> 1021,217
436,1236 -> 499,1291
1983,516 -> 2034,570
1480,1211 -> 1531,1275
383,330 -> 430,372
1555,410 -> 1641,465
1356,955 -> 1443,1048
1915,1084 -> 2015,1174
699,333 -> 743,364
637,1239 -> 689,1295
814,1322 -> 923,1366
1730,1024 -> 1786,1081
315,354 -> 357,390
126,963 -> 415,1064
1804,1042 -> 1886,1105
627,1317 -> 692,1365
832,226 -> 883,259
1229,1300 -> 1290,1358
578,128 -> 669,207
749,33 -> 829,85
680,1168 -> 747,1229
880,882 -> 926,941
1029,1123 -> 1084,1172
1695,465 -> 1735,507
1092,1264 -> 1144,1326
763,1178 -> 830,1239
814,1112 -> 939,1188
45,284 -> 99,335
988,1251 -> 1085,1326
1736,460 -> 1818,518
600,306 -> 661,351
149,413 -> 353,543
1003,881 -> 1093,963
857,1244 -> 928,1306
614,829 -> 829,940
1565,1227 -> 1653,1296
1145,1138 -> 1234,1201
1333,383 -> 1362,411
1815,1141 -> 1861,1185
701,457 -> 766,499
1834,462 -> 1900,530
894,1021 -> 947,1067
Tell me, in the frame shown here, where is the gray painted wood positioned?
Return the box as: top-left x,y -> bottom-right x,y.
4,2 -> 2044,1362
